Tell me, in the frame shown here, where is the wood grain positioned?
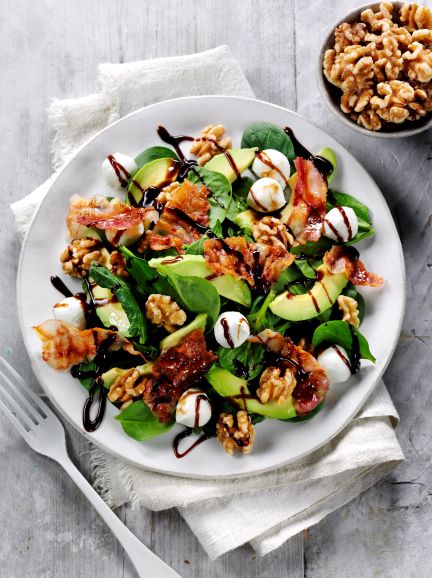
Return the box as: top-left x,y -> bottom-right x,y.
0,0 -> 430,576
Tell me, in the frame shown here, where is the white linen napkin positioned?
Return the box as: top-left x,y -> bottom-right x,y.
11,45 -> 404,560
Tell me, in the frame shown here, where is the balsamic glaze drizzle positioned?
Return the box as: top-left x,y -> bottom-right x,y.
284,127 -> 334,179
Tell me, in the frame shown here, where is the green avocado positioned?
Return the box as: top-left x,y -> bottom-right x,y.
128,157 -> 180,205
269,264 -> 348,321
206,365 -> 297,419
160,313 -> 207,353
148,255 -> 251,307
92,285 -> 132,337
233,209 -> 260,235
204,148 -> 257,183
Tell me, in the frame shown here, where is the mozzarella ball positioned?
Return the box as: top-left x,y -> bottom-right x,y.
214,312 -> 250,349
53,297 -> 86,330
252,149 -> 290,188
247,177 -> 286,213
176,388 -> 212,428
317,345 -> 352,384
102,152 -> 137,190
105,222 -> 144,247
323,206 -> 358,243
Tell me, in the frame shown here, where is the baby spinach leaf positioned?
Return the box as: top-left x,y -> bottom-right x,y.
120,247 -> 158,290
135,146 -> 178,169
115,400 -> 174,441
295,259 -> 322,279
72,361 -> 96,391
184,235 -> 209,255
89,263 -> 147,344
226,176 -> 254,221
188,166 -> 232,228
290,237 -> 334,257
312,320 -> 375,362
241,122 -> 295,171
218,341 -> 266,380
154,264 -> 220,329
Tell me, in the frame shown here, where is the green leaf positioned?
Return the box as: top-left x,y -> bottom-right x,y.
188,166 -> 232,228
295,259 -> 322,279
241,122 -> 295,172
226,177 -> 253,221
154,265 -> 220,329
184,235 -> 209,255
89,263 -> 147,344
290,237 -> 334,257
72,361 -> 96,391
120,247 -> 157,290
312,320 -> 375,362
115,400 -> 174,441
135,146 -> 178,169
218,341 -> 265,380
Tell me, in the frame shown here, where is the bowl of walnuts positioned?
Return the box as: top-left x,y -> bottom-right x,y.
318,1 -> 432,137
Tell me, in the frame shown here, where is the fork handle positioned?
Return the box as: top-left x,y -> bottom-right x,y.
58,455 -> 182,578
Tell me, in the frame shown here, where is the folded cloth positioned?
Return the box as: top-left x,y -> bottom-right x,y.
10,45 -> 404,560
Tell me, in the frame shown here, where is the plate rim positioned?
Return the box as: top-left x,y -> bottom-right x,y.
16,95 -> 406,479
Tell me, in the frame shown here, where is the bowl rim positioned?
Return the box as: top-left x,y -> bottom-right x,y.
316,0 -> 432,138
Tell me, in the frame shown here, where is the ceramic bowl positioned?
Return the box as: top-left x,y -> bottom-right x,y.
317,1 -> 432,138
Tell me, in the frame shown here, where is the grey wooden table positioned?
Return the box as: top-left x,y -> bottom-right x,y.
1,1 -> 431,576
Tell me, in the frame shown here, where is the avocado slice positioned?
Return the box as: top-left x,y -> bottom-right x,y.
160,313 -> 207,353
128,157 -> 180,205
233,209 -> 260,235
270,264 -> 348,321
206,365 -> 297,419
92,285 -> 132,337
204,148 -> 257,183
148,255 -> 252,307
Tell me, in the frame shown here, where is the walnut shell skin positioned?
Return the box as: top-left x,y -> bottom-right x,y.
323,2 -> 432,131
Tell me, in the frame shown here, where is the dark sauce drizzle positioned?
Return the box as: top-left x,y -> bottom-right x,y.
107,154 -> 131,188
220,317 -> 235,348
349,325 -> 361,374
284,127 -> 334,179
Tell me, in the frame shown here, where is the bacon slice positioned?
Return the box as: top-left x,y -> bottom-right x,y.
251,242 -> 295,286
324,245 -> 384,287
255,329 -> 330,416
33,320 -> 143,371
142,329 -> 217,422
287,158 -> 327,243
203,237 -> 295,288
203,237 -> 255,285
67,195 -> 158,235
149,180 -> 210,253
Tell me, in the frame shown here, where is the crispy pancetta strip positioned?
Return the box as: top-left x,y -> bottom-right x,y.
324,245 -> 384,287
33,320 -> 143,371
149,180 -> 210,252
287,158 -> 327,243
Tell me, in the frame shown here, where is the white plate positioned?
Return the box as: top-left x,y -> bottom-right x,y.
17,96 -> 405,478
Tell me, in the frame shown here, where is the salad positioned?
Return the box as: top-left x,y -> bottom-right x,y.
34,121 -> 383,457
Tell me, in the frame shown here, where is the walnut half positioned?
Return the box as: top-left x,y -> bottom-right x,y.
190,124 -> 232,166
257,366 -> 296,405
337,295 -> 360,328
108,368 -> 147,410
60,238 -> 110,278
216,411 -> 255,455
145,294 -> 187,333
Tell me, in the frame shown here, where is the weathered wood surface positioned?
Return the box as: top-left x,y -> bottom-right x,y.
0,0 -> 430,576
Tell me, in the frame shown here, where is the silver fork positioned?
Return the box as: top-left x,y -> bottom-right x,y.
0,356 -> 182,578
